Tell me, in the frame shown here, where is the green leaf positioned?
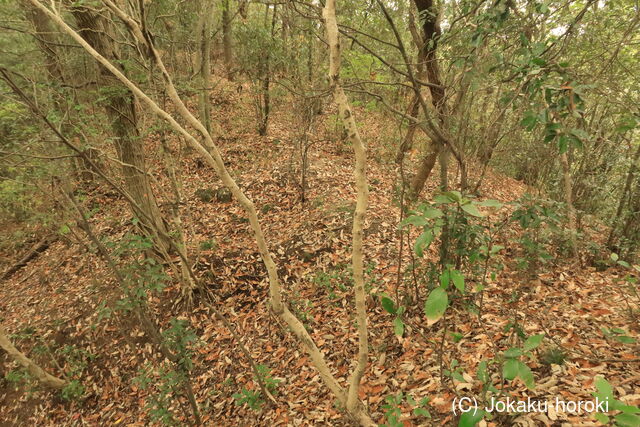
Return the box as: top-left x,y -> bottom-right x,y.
451,270 -> 465,293
593,413 -> 609,424
477,361 -> 489,383
401,215 -> 429,228
521,112 -> 538,130
490,245 -> 505,255
503,358 -> 519,380
413,407 -> 431,418
381,297 -> 397,315
424,287 -> 448,326
615,116 -> 638,133
393,317 -> 405,337
615,413 -> 640,427
458,409 -> 486,427
558,134 -> 569,154
569,128 -> 589,140
610,253 -> 619,262
594,376 -> 613,399
461,203 -> 484,217
616,402 -> 640,414
414,230 -> 434,257
503,359 -> 535,388
518,361 -> 535,389
440,270 -> 451,289
504,347 -> 522,358
614,335 -> 636,344
477,199 -> 503,209
617,260 -> 631,268
433,194 -> 452,204
523,334 -> 544,351
421,207 -> 444,219
443,191 -> 462,202
450,332 -> 463,343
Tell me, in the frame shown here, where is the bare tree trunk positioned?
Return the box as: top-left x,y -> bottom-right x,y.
560,151 -> 579,258
21,1 -> 64,83
396,95 -> 420,163
409,0 -> 447,197
195,0 -> 214,133
607,143 -> 640,248
71,7 -> 170,252
0,325 -> 66,389
409,140 -> 439,199
222,0 -> 233,80
323,0 -> 372,423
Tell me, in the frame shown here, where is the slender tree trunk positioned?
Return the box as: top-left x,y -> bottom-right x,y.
21,1 -> 64,83
607,143 -> 640,248
409,140 -> 439,199
0,325 -> 66,389
71,7 -> 171,253
195,0 -> 214,133
409,0 -> 447,197
619,189 -> 640,256
560,151 -> 579,258
323,0 -> 372,423
396,95 -> 420,163
222,0 -> 233,80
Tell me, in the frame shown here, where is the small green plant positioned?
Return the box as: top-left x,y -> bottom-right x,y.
379,295 -> 406,337
199,239 -> 217,251
4,369 -> 29,389
56,344 -> 95,401
380,392 -> 431,427
290,294 -> 313,330
133,318 -> 200,425
540,346 -> 567,366
443,359 -> 467,383
313,264 -> 352,302
233,387 -> 263,411
609,254 -> 640,322
9,326 -> 37,341
592,376 -> 640,426
61,380 -> 85,401
402,192 -> 504,324
233,365 -> 280,411
510,195 -> 565,275
135,364 -> 183,425
255,364 -> 280,395
502,333 -> 544,389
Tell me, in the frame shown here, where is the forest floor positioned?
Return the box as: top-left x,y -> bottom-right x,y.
0,77 -> 639,427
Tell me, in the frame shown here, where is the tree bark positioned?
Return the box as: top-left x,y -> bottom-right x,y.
222,0 -> 233,80
409,0 -> 447,198
195,0 -> 214,133
560,151 -> 579,258
323,0 -> 373,423
70,6 -> 171,252
607,143 -> 640,248
409,140 -> 439,198
0,325 -> 66,389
